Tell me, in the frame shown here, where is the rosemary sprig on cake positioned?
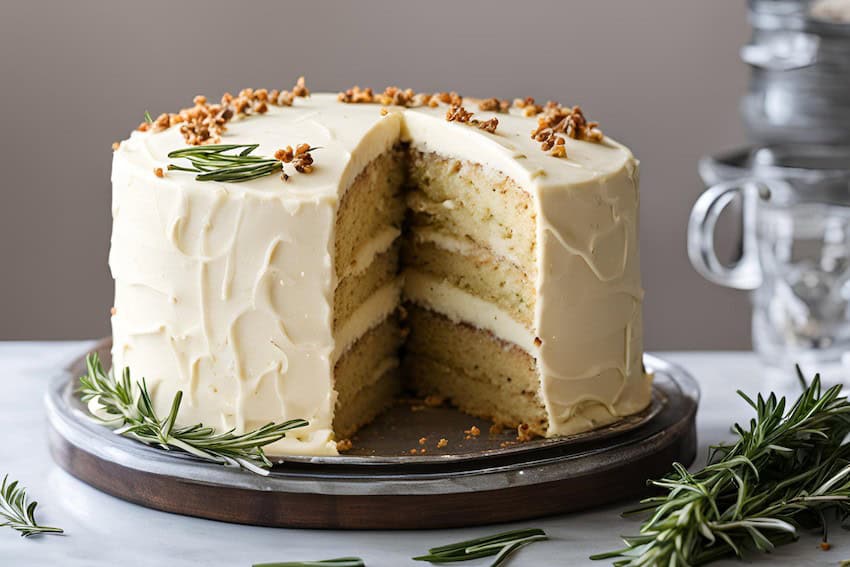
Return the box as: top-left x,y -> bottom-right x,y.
592,368 -> 850,565
413,528 -> 548,565
0,475 -> 63,537
167,143 -> 317,183
253,558 -> 365,567
79,353 -> 308,475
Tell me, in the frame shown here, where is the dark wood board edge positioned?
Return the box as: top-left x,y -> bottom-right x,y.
48,412 -> 696,530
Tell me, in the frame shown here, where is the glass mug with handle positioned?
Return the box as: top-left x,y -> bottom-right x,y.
688,145 -> 850,379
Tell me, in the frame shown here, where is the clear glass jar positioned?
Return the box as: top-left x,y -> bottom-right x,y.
689,145 -> 850,379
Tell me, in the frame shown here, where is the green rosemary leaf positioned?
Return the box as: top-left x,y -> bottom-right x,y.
79,353 -> 308,475
144,110 -> 153,125
413,528 -> 547,564
0,475 -> 63,537
592,368 -> 850,565
252,558 -> 365,567
490,535 -> 547,567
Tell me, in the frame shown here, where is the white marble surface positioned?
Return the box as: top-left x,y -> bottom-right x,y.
0,342 -> 844,566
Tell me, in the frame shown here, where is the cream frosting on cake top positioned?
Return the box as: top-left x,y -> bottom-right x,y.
110,91 -> 650,456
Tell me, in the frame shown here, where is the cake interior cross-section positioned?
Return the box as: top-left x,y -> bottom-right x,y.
108,82 -> 651,456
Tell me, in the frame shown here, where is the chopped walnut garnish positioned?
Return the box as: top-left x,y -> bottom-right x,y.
477,117 -> 498,134
464,425 -> 481,437
478,97 -> 499,111
437,438 -> 448,449
446,104 -> 474,123
292,76 -> 310,97
516,423 -> 535,442
550,145 -> 567,158
152,113 -> 171,132
277,91 -> 295,106
274,147 -> 294,163
478,97 -> 510,113
409,448 -> 418,455
437,91 -> 463,106
534,337 -> 543,347
337,86 -> 463,110
513,96 -> 543,116
110,306 -> 117,316
380,107 -> 389,116
274,143 -> 315,177
415,93 -> 436,107
111,141 -> 120,151
153,167 -> 164,178
176,99 -> 233,145
419,437 -> 428,446
527,102 -> 603,157
377,86 -> 415,106
446,105 -> 499,133
338,85 -> 375,103
336,439 -> 353,452
135,77 -> 311,145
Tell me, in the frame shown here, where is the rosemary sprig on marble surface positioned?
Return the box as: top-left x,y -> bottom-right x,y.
253,558 -> 365,567
0,475 -> 63,537
413,528 -> 548,565
78,353 -> 308,476
592,368 -> 850,566
167,143 -> 318,183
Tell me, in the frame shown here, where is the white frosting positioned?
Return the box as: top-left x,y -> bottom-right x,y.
331,279 -> 402,363
404,271 -> 536,352
110,92 -> 650,455
341,227 -> 400,279
413,228 -> 488,261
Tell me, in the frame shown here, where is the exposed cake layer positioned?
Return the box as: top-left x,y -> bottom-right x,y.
335,147 -> 406,276
404,305 -> 547,435
334,369 -> 401,441
334,243 -> 400,332
405,307 -> 539,396
403,230 -> 534,329
331,147 -> 406,440
333,317 -> 403,439
406,150 -> 537,273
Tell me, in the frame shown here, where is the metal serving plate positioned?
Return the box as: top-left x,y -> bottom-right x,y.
46,340 -> 698,528
55,339 -> 665,466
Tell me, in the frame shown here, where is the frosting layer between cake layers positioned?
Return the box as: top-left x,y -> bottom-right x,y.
110,93 -> 651,455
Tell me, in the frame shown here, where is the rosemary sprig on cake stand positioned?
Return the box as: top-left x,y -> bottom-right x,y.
0,475 -> 63,537
592,368 -> 850,565
79,353 -> 307,476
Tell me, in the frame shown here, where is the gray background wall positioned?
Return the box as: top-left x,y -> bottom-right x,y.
0,0 -> 753,349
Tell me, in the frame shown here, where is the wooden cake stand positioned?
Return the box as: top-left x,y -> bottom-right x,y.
46,340 -> 698,529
